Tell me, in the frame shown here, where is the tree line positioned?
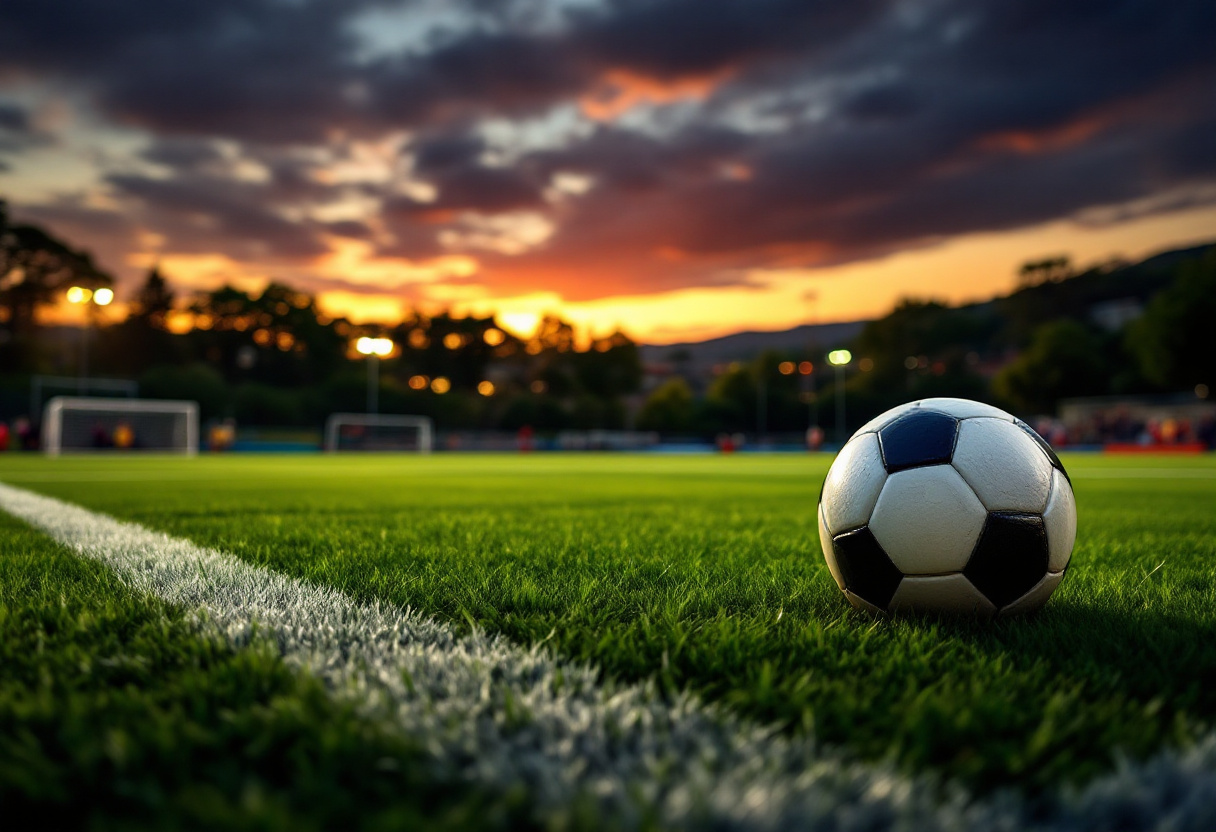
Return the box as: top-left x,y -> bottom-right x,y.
3,198 -> 1213,435
0,201 -> 641,431
636,247 -> 1215,435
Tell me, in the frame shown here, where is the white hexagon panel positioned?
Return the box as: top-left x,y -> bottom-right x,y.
868,465 -> 987,574
1042,469 -> 1078,573
889,574 -> 997,617
818,503 -> 845,590
915,398 -> 1016,421
819,432 -> 887,535
951,418 -> 1053,513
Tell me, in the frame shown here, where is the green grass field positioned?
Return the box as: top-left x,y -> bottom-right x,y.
2,452 -> 1215,827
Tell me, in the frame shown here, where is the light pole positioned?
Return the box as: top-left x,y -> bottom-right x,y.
799,361 -> 817,430
355,337 -> 393,414
66,285 -> 114,394
756,368 -> 767,445
828,349 -> 852,444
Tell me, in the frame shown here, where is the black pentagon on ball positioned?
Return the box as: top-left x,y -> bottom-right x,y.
1014,419 -> 1070,483
877,410 -> 960,473
963,512 -> 1049,608
832,526 -> 903,609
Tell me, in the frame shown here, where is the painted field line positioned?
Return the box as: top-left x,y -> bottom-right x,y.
2,481 -> 1215,831
1067,468 -> 1216,479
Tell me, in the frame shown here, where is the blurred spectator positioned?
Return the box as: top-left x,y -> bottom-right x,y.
113,422 -> 135,449
15,417 -> 36,451
1033,399 -> 1215,449
208,418 -> 236,452
806,425 -> 825,451
517,424 -> 534,453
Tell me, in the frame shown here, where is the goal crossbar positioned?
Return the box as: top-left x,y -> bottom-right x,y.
324,413 -> 434,453
43,396 -> 199,456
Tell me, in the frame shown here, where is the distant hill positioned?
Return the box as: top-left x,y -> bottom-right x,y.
639,320 -> 868,373
639,240 -> 1216,373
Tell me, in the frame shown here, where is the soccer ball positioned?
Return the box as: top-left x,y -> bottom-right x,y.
817,398 -> 1076,617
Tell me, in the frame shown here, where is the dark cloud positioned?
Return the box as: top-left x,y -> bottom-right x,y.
141,138 -> 227,171
574,0 -> 888,79
412,133 -> 486,174
398,166 -> 545,216
0,103 -> 32,133
106,172 -> 330,259
320,220 -> 376,240
0,0 -> 891,141
0,100 -> 49,155
0,0 -> 366,143
2,0 -> 1214,305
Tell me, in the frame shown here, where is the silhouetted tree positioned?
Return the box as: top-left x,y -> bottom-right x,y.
993,320 -> 1108,413
1018,256 -> 1073,287
1125,252 -> 1216,392
130,265 -> 175,328
0,211 -> 111,337
637,377 -> 694,432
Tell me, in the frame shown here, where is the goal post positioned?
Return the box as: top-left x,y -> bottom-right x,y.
42,397 -> 199,456
324,413 -> 434,453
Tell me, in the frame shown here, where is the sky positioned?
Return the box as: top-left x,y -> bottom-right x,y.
1,0 -> 1214,344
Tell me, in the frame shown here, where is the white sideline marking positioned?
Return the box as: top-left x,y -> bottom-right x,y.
1068,468 -> 1216,479
2,480 -> 1216,831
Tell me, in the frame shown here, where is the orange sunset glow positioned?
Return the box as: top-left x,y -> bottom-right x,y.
3,0 -> 1214,345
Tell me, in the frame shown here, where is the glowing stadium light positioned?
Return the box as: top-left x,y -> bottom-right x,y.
354,337 -> 394,414
66,285 -> 114,393
483,328 -> 505,346
477,380 -> 495,396
828,349 -> 852,443
779,361 -> 796,375
356,337 -> 394,357
431,376 -> 451,394
799,361 -> 814,375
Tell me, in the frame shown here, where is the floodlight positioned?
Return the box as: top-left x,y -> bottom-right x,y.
356,337 -> 394,357
828,349 -> 852,366
93,287 -> 115,306
66,286 -> 92,304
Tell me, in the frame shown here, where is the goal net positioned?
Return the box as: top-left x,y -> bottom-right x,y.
42,397 -> 199,456
324,413 -> 434,453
